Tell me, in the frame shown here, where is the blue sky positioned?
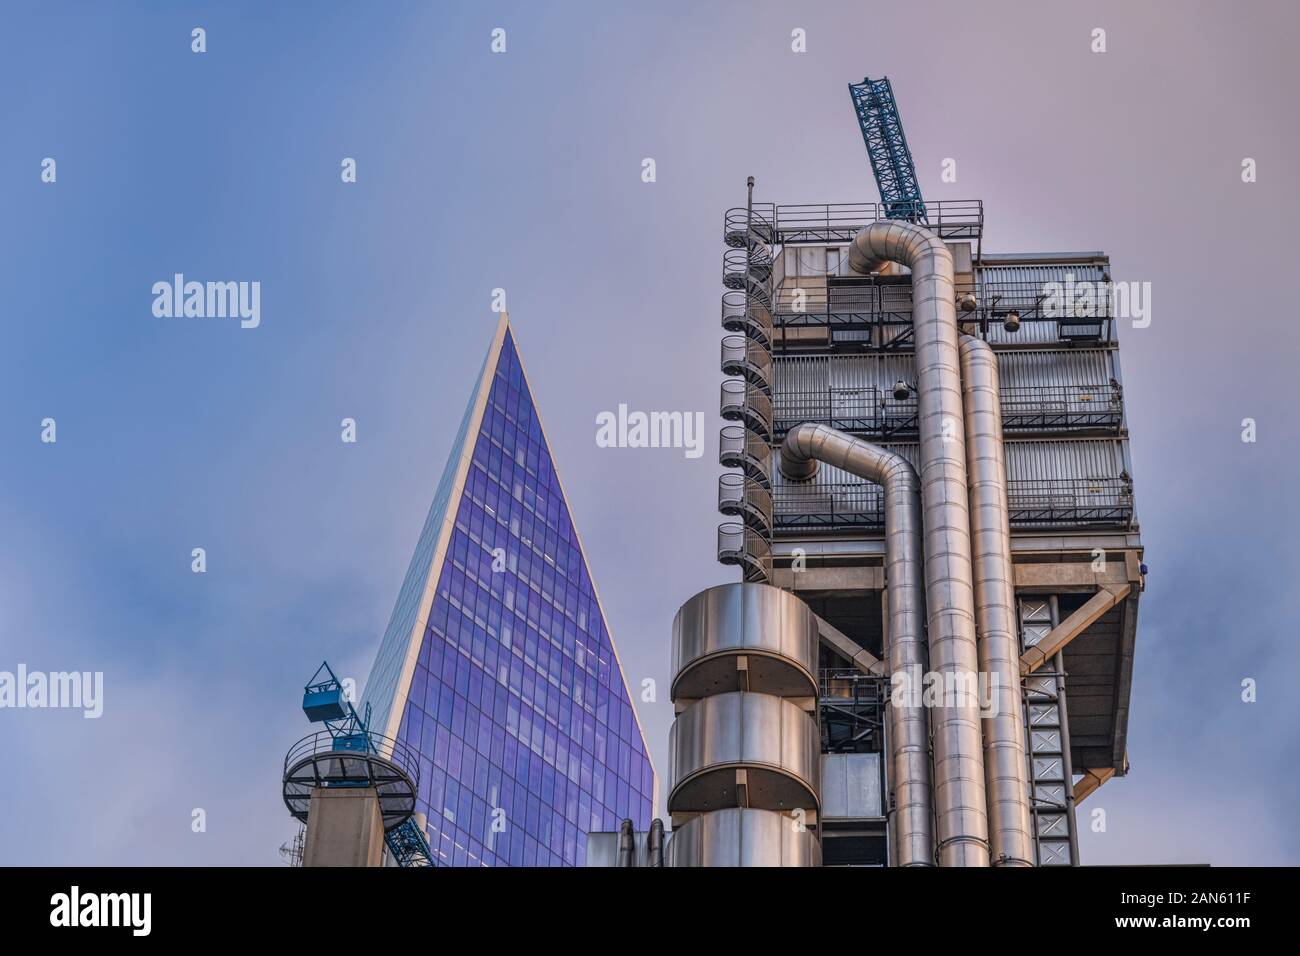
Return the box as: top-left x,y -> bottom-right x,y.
2,0 -> 1298,864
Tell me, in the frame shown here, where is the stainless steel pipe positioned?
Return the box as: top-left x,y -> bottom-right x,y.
846,221 -> 990,866
959,335 -> 1034,866
781,423 -> 934,866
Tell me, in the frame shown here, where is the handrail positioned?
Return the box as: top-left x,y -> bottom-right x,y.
771,478 -> 1133,530
773,383 -> 1119,434
819,667 -> 888,700
773,481 -> 885,529
284,729 -> 422,790
716,522 -> 771,583
770,199 -> 983,243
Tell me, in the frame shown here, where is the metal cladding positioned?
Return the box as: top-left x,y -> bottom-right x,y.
848,220 -> 990,867
669,692 -> 821,814
672,582 -> 819,700
666,582 -> 821,866
780,424 -> 934,866
959,335 -> 1035,866
667,807 -> 822,868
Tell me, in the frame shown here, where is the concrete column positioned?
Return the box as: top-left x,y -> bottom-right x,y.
302,787 -> 385,867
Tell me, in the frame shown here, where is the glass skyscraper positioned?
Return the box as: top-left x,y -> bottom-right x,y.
362,316 -> 655,866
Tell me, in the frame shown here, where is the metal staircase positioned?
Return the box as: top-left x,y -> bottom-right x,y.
1019,599 -> 1078,866
717,178 -> 775,584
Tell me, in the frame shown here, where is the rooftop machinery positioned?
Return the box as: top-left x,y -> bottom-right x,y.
282,662 -> 433,867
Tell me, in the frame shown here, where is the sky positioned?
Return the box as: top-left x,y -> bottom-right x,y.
2,0 -> 1298,865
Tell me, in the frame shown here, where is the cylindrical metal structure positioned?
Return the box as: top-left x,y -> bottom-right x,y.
617,819 -> 635,868
780,423 -> 934,866
648,818 -> 666,867
672,582 -> 819,700
959,335 -> 1035,866
846,221 -> 990,866
668,691 -> 820,815
667,807 -> 821,868
667,582 -> 821,866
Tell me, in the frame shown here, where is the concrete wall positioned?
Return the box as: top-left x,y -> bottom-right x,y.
302,788 -> 385,868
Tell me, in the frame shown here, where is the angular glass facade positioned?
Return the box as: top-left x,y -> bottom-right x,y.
363,320 -> 655,866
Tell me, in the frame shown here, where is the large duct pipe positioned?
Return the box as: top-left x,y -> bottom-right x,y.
846,221 -> 990,866
959,335 -> 1035,866
781,423 -> 934,866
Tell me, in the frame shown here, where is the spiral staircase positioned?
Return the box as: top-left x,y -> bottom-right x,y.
717,203 -> 776,584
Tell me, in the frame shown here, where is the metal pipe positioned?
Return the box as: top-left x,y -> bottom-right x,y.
744,175 -> 755,296
959,334 -> 1034,867
648,818 -> 665,867
617,818 -> 635,868
781,423 -> 934,866
845,221 -> 990,866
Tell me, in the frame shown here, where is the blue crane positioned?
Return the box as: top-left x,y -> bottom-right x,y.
298,661 -> 433,867
848,76 -> 927,223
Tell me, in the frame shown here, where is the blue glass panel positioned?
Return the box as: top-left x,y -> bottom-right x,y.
361,345 -> 490,740
365,329 -> 654,866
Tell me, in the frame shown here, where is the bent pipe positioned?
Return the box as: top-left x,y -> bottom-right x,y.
781,424 -> 934,866
847,220 -> 991,867
959,335 -> 1035,866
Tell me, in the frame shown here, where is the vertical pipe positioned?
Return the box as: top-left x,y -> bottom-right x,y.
781,424 -> 934,865
959,335 -> 1035,866
648,818 -> 665,867
881,682 -> 895,868
617,818 -> 635,868
881,584 -> 897,866
846,221 -> 989,866
745,176 -> 755,286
